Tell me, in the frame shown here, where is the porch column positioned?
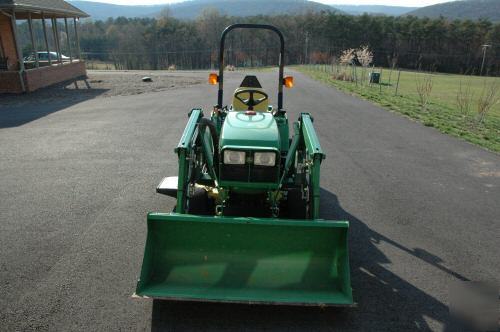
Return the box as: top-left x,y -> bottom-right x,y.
28,12 -> 39,68
73,17 -> 81,60
51,18 -> 62,65
11,10 -> 26,91
41,13 -> 52,65
64,17 -> 72,62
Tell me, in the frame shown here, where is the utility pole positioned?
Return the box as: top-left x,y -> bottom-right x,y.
480,44 -> 491,76
304,31 -> 309,65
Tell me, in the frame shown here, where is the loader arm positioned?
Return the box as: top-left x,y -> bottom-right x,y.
300,113 -> 325,219
280,113 -> 325,219
174,109 -> 219,213
174,109 -> 201,213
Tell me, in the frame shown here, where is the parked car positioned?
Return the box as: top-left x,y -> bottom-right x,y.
24,51 -> 70,62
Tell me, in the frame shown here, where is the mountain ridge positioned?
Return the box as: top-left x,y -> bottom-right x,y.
334,5 -> 417,16
69,0 -> 500,22
69,0 -> 335,20
69,0 -> 417,20
407,0 -> 500,22
158,0 -> 336,19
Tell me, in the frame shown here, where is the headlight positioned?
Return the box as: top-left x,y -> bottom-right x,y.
223,150 -> 246,165
254,152 -> 276,167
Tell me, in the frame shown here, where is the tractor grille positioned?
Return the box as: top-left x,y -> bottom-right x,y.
220,164 -> 278,183
252,166 -> 278,182
220,164 -> 248,182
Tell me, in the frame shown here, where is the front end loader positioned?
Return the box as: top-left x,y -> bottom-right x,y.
134,24 -> 353,306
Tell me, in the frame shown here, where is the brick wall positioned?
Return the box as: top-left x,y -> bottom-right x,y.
0,61 -> 87,94
0,13 -> 19,71
0,70 -> 23,93
24,61 -> 87,92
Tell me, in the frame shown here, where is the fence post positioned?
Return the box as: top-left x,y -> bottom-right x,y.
394,70 -> 401,96
379,67 -> 383,93
353,65 -> 358,87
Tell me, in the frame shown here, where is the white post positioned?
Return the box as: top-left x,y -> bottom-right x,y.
52,18 -> 62,65
28,12 -> 39,68
74,18 -> 81,60
64,17 -> 72,62
42,13 -> 52,65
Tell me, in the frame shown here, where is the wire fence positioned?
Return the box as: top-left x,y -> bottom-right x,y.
304,63 -> 406,96
302,63 -> 500,118
79,46 -> 500,77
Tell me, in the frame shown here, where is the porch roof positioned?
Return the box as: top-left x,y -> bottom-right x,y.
0,0 -> 89,18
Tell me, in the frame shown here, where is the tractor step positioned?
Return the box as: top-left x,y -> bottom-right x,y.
156,177 -> 177,197
135,213 -> 353,306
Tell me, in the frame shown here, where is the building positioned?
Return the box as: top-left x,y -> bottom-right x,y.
0,0 -> 89,93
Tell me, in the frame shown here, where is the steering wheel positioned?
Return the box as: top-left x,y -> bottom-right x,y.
234,89 -> 268,110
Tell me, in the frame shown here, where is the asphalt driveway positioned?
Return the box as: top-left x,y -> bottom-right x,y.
1,70 -> 498,331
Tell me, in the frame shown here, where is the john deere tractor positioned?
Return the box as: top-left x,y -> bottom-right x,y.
135,24 -> 353,306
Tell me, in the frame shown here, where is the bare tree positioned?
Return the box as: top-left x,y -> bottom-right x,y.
415,72 -> 433,111
339,48 -> 355,65
476,81 -> 500,125
356,45 -> 373,67
334,48 -> 355,81
387,55 -> 398,84
356,45 -> 373,85
456,79 -> 474,123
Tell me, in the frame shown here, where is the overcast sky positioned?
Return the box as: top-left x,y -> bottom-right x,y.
77,0 -> 454,8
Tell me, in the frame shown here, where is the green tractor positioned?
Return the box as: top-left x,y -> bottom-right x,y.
134,24 -> 353,306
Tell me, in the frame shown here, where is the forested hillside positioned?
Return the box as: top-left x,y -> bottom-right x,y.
17,11 -> 500,75
408,0 -> 500,22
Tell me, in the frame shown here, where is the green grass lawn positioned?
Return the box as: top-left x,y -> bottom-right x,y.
297,65 -> 500,153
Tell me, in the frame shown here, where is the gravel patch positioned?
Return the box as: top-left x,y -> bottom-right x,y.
0,70 -> 204,107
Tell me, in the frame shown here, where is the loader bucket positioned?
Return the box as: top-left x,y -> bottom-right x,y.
135,213 -> 353,306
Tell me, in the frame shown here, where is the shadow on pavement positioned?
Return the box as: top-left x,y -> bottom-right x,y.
0,80 -> 108,128
149,188 -> 464,331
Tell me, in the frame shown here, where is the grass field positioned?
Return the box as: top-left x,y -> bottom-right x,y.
85,61 -> 117,70
297,65 -> 500,153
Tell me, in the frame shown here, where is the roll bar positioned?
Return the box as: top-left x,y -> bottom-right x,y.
217,24 -> 286,110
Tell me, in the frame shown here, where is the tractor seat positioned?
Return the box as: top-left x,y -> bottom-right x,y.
232,75 -> 269,112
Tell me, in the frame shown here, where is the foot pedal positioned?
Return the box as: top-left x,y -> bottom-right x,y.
156,177 -> 178,198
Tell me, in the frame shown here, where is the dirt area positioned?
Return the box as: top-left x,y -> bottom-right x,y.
0,70 -> 204,107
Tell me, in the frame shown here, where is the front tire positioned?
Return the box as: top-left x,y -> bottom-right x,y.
186,187 -> 214,215
286,188 -> 308,219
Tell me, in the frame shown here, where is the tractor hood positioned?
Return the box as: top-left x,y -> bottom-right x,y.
220,111 -> 280,150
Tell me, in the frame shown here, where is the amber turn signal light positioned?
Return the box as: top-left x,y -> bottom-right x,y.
209,73 -> 219,85
283,76 -> 294,88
